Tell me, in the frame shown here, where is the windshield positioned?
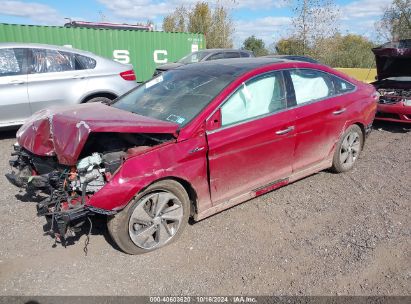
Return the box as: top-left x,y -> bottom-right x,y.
112,68 -> 235,127
178,51 -> 210,64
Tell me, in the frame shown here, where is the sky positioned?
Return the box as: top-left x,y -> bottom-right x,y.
0,0 -> 392,47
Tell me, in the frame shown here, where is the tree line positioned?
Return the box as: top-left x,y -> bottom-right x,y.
162,0 -> 411,68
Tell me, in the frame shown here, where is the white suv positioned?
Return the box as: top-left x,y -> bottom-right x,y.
0,43 -> 138,128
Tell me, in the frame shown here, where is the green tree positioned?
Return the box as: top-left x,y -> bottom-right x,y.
188,2 -> 212,35
242,35 -> 268,56
315,34 -> 376,68
162,6 -> 187,32
162,1 -> 234,48
275,37 -> 306,55
276,34 -> 376,68
288,0 -> 340,56
376,0 -> 411,41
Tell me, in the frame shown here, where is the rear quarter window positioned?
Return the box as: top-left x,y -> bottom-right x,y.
76,54 -> 96,69
332,76 -> 356,94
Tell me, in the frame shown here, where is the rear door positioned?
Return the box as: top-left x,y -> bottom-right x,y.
206,71 -> 296,204
27,48 -> 90,113
0,48 -> 30,126
287,68 -> 354,172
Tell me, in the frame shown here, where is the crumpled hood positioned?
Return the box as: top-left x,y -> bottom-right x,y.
372,40 -> 411,81
17,103 -> 179,165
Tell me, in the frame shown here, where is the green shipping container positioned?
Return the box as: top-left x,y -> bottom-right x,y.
0,23 -> 205,82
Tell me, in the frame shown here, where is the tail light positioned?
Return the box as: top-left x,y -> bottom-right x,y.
120,70 -> 136,81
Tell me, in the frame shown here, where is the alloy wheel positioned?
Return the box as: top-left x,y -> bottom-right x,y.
339,131 -> 361,168
128,192 -> 184,249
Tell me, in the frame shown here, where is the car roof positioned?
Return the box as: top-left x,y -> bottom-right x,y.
263,54 -> 318,63
175,57 -> 290,76
0,42 -> 95,57
197,48 -> 252,53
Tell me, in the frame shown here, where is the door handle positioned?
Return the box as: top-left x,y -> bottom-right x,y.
275,126 -> 295,135
72,75 -> 86,80
9,80 -> 25,85
332,108 -> 346,115
189,147 -> 205,154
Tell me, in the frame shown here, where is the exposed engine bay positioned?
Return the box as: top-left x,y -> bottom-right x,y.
377,88 -> 411,105
6,132 -> 174,247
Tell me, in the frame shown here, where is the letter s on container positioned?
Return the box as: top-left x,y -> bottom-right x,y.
113,50 -> 130,64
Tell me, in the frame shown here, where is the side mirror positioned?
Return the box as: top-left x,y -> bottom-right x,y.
206,108 -> 222,131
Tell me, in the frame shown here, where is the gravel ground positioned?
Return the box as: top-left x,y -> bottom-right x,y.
0,121 -> 410,296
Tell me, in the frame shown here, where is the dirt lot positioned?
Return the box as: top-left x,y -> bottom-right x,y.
0,122 -> 410,296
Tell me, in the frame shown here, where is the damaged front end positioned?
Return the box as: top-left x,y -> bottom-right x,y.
7,144 -> 124,245
6,103 -> 179,246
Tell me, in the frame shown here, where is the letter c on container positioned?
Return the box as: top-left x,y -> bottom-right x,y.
154,50 -> 168,64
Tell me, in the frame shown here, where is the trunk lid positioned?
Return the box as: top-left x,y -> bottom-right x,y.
17,103 -> 179,165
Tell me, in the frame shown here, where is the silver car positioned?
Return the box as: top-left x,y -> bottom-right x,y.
0,43 -> 138,128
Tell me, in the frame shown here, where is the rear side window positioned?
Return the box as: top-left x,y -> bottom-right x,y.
290,69 -> 334,105
207,53 -> 224,61
30,49 -> 76,73
0,48 -> 25,77
76,54 -> 96,69
240,51 -> 252,57
224,52 -> 240,59
332,76 -> 355,94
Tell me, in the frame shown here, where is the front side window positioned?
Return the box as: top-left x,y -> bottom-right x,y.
221,72 -> 286,127
0,48 -> 25,77
30,49 -> 76,73
178,51 -> 210,64
290,69 -> 334,105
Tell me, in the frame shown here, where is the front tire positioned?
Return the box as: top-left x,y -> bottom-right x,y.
331,124 -> 364,173
107,180 -> 190,254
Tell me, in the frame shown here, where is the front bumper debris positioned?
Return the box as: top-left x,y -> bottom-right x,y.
5,144 -> 116,247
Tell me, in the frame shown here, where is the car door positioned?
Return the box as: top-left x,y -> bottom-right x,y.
27,48 -> 90,113
287,68 -> 353,172
206,71 -> 296,205
0,48 -> 30,127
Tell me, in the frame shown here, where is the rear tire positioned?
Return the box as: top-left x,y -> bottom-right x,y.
331,124 -> 363,173
107,180 -> 190,255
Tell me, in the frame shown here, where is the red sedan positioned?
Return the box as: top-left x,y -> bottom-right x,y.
372,40 -> 411,123
7,58 -> 377,254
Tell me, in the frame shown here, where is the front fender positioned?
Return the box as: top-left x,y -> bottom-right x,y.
87,135 -> 212,214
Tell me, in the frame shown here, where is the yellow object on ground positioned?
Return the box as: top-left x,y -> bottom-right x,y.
335,68 -> 377,83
